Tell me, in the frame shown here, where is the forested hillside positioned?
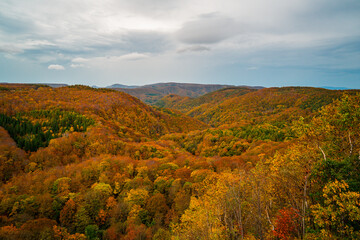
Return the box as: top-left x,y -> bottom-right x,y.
0,84 -> 359,239
160,87 -> 354,127
155,87 -> 256,111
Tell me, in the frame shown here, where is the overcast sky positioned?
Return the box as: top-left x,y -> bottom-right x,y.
1,0 -> 359,88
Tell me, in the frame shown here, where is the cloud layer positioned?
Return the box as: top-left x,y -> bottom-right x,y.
0,0 -> 359,87
176,14 -> 240,44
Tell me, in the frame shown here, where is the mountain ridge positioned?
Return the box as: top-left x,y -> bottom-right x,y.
156,86 -> 360,127
108,82 -> 263,105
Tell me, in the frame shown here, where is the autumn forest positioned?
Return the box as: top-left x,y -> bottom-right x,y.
0,83 -> 359,240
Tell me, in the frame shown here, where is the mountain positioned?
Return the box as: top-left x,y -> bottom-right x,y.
109,82 -> 237,104
158,86 -> 359,127
155,86 -> 257,112
143,82 -> 236,94
0,85 -> 207,140
107,84 -> 138,88
195,87 -> 356,126
321,86 -> 350,90
44,83 -> 68,88
0,83 -> 51,90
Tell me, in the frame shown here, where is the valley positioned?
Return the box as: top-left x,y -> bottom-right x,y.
0,83 -> 359,239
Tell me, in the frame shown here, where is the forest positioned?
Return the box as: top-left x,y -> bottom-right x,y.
0,84 -> 359,240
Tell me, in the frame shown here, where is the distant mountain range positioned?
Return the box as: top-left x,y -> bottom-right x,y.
320,86 -> 350,90
45,83 -> 68,88
107,82 -> 264,104
106,84 -> 139,89
1,82 -> 354,104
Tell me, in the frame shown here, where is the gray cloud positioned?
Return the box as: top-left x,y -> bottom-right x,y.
120,30 -> 172,53
26,30 -> 169,62
0,45 -> 22,54
292,0 -> 360,30
177,45 -> 210,53
249,0 -> 360,36
0,13 -> 34,34
120,0 -> 181,16
319,38 -> 360,57
176,14 -> 240,44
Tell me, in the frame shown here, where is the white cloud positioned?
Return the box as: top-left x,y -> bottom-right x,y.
48,64 -> 65,70
72,57 -> 89,63
118,52 -> 149,61
70,58 -> 89,68
70,64 -> 85,68
80,52 -> 150,64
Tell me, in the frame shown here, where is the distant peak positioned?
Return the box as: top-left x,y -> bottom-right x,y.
106,84 -> 139,89
320,86 -> 350,90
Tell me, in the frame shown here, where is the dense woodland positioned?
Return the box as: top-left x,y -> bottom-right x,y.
0,84 -> 359,239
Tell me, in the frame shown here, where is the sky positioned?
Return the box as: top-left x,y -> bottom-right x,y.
0,0 -> 360,88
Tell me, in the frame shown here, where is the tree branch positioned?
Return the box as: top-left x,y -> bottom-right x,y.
318,145 -> 327,161
348,131 -> 353,155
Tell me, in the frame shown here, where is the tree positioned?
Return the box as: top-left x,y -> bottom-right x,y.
272,208 -> 300,240
18,218 -> 57,240
85,225 -> 100,240
60,199 -> 77,233
311,180 -> 360,239
145,193 -> 169,227
125,188 -> 149,207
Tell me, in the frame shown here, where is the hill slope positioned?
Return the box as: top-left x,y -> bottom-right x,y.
0,85 -> 207,139
155,87 -> 257,112
159,86 -> 358,127
197,87 -> 358,126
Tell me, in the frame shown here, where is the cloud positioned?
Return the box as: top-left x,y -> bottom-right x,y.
1,0 -> 360,88
0,40 -> 56,55
0,45 -> 22,54
70,64 -> 85,68
67,52 -> 150,69
120,0 -> 181,16
0,12 -> 35,34
48,64 -> 65,70
93,53 -> 151,64
120,30 -> 172,53
72,57 -> 89,63
70,57 -> 90,68
177,45 -> 211,53
117,52 -> 150,61
176,14 -> 240,44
